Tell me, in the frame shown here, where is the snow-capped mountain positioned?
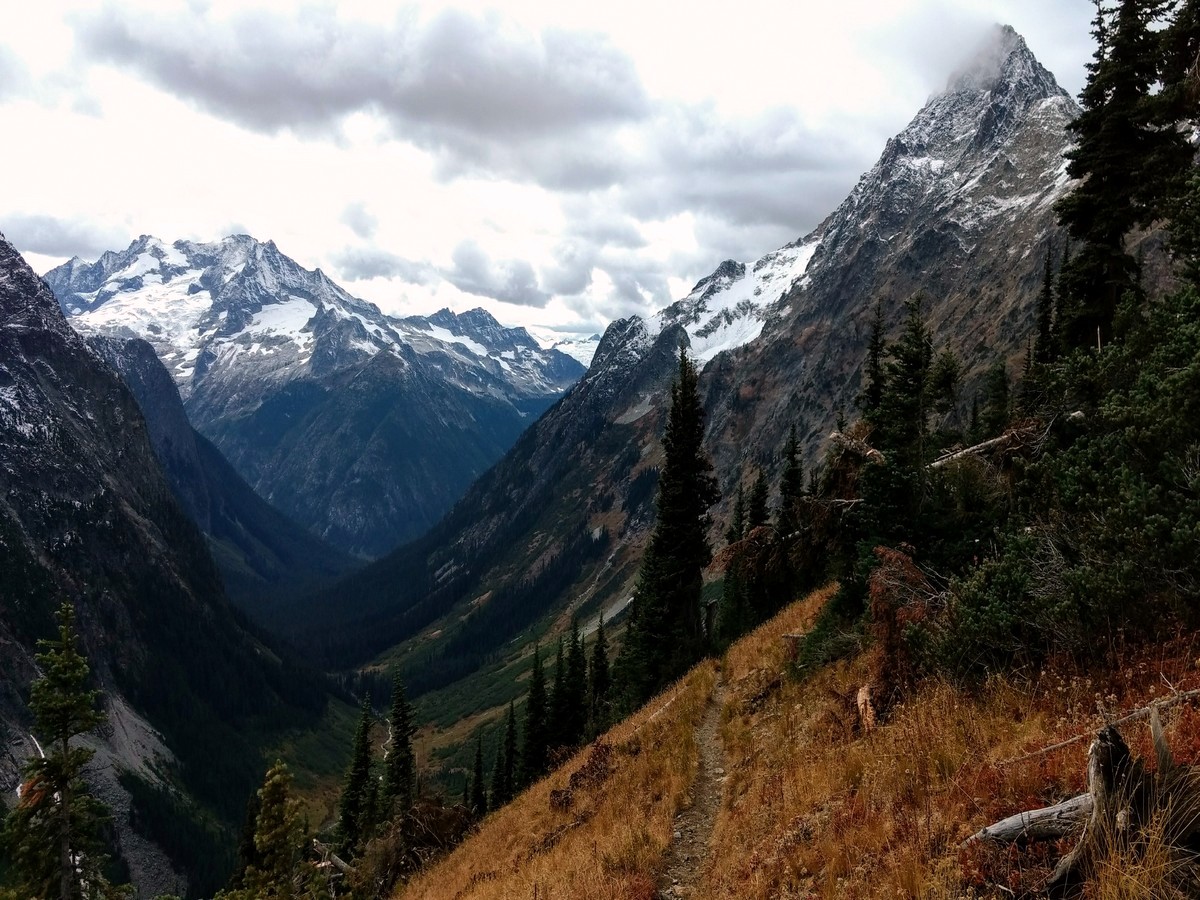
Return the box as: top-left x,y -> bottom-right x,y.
283,25 -> 1080,675
48,236 -> 585,557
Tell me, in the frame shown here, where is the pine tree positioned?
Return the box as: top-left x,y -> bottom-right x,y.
563,619 -> 587,748
242,761 -> 304,899
615,347 -> 719,708
229,780 -> 264,889
380,672 -> 415,821
1056,0 -> 1178,349
858,302 -> 887,418
777,424 -> 806,536
1034,249 -> 1056,364
470,735 -> 487,817
586,616 -> 611,738
338,697 -> 374,854
725,483 -> 746,545
519,646 -> 549,786
3,601 -> 118,900
548,639 -> 567,752
488,743 -> 507,809
980,360 -> 1010,438
747,474 -> 769,530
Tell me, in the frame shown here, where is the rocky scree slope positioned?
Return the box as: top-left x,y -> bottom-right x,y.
48,236 -> 584,557
0,232 -> 326,895
87,334 -> 356,606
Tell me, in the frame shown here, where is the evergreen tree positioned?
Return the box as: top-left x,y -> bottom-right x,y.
979,360 -> 1010,438
747,474 -> 769,530
238,761 -> 307,900
777,424 -> 806,536
338,697 -> 374,854
488,743 -> 507,809
725,483 -> 746,545
615,348 -> 720,708
3,601 -> 118,900
1034,249 -> 1056,364
519,646 -> 549,786
563,619 -> 588,748
380,672 -> 415,820
1056,0 -> 1179,349
229,781 -> 264,890
501,701 -> 517,800
470,735 -> 487,817
586,616 -> 611,738
858,302 -> 887,418
547,639 -> 567,752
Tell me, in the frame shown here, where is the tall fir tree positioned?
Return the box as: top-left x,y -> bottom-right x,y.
338,697 -> 375,855
615,347 -> 719,709
979,360 -> 1010,438
488,743 -> 507,809
858,302 -> 887,418
724,483 -> 746,545
777,424 -> 806,536
519,646 -> 549,786
1056,0 -> 1179,349
586,616 -> 611,738
563,619 -> 588,748
747,474 -> 769,530
470,735 -> 487,817
3,601 -> 119,900
547,639 -> 567,752
380,671 -> 415,821
1034,248 -> 1056,364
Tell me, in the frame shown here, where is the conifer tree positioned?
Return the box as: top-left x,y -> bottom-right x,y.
380,672 -> 415,820
502,701 -> 517,799
229,781 -> 264,890
548,639 -> 567,752
1034,249 -> 1056,363
238,761 -> 308,900
858,302 -> 887,418
586,616 -> 611,738
488,744 -> 507,809
338,697 -> 374,854
1056,0 -> 1179,348
563,619 -> 588,748
747,474 -> 769,530
3,601 -> 118,900
725,483 -> 746,545
980,360 -> 1010,438
777,424 -> 806,536
519,646 -> 549,786
615,347 -> 719,708
470,735 -> 487,817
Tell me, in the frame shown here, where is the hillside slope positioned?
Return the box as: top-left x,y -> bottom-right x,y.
87,334 -> 356,606
398,586 -> 1200,899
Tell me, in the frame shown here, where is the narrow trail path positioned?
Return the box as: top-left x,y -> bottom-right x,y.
658,677 -> 727,899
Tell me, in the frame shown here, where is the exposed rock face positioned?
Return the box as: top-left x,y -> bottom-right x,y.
87,335 -> 355,605
284,27 -> 1079,693
47,236 -> 584,556
0,232 -> 321,895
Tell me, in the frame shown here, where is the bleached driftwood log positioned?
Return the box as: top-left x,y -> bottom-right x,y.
962,793 -> 1094,846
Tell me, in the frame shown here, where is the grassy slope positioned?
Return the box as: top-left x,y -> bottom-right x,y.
397,585 -> 1200,899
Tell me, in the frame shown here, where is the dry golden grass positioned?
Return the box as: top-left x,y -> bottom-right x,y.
697,589 -> 1200,900
396,581 -> 1200,899
396,661 -> 718,900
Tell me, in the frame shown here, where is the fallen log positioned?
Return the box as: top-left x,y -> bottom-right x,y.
962,793 -> 1093,847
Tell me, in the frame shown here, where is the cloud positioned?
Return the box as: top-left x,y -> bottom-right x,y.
444,240 -> 549,308
340,202 -> 377,240
331,246 -> 433,283
1,213 -> 128,259
73,5 -> 648,141
0,46 -> 28,100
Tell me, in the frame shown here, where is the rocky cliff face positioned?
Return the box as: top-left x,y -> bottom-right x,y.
0,232 -> 325,895
284,26 -> 1079,696
48,236 -> 585,557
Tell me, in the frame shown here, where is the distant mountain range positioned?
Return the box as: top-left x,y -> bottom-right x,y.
48,236 -> 585,557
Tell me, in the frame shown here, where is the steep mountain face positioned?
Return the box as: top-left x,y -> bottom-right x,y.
47,236 -> 584,557
285,26 -> 1077,703
0,232 -> 326,895
87,335 -> 356,605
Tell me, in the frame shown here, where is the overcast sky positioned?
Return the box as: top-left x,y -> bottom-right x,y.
0,0 -> 1094,341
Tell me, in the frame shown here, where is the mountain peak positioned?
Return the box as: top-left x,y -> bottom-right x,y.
944,23 -> 1062,100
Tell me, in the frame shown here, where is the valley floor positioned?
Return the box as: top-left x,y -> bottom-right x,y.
396,586 -> 1200,899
